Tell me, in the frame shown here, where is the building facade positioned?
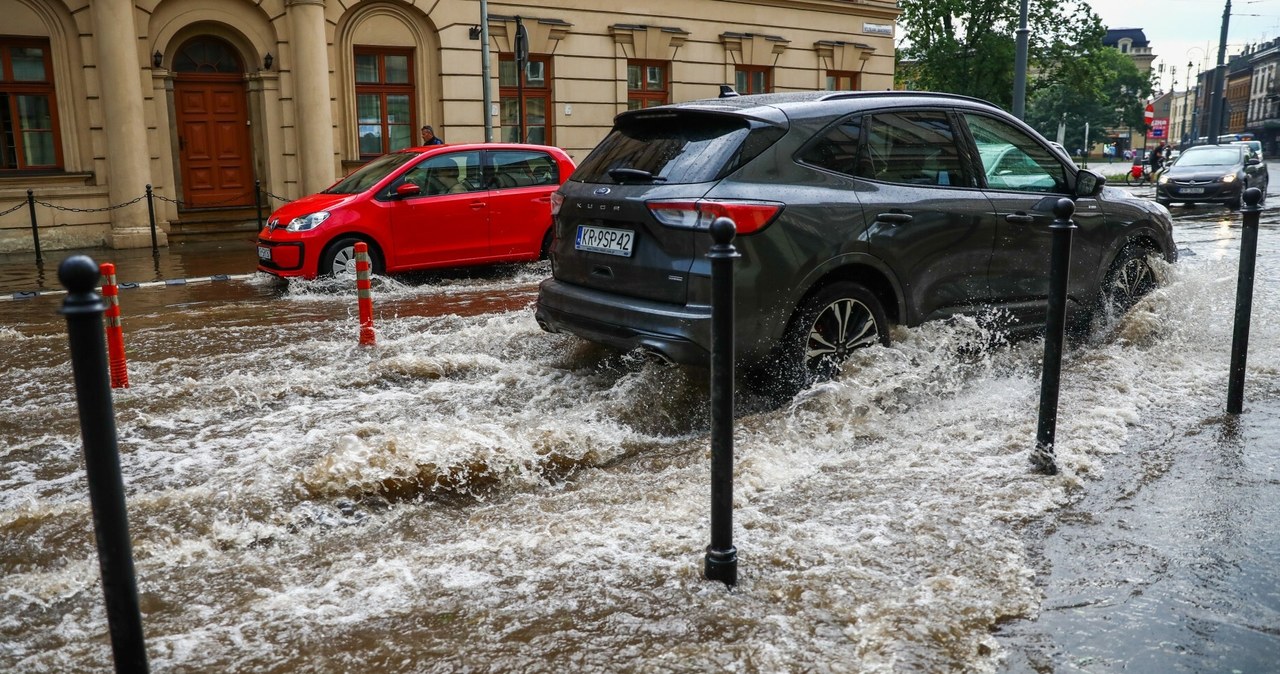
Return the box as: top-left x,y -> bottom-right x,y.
1245,39 -> 1279,155
0,0 -> 900,253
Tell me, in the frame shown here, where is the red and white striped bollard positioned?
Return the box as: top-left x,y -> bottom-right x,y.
355,243 -> 375,346
100,262 -> 130,388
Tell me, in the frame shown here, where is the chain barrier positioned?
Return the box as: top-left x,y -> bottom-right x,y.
4,186 -> 290,213
33,194 -> 147,213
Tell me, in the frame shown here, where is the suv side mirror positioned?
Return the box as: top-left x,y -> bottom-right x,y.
1246,157 -> 1261,166
1075,168 -> 1105,197
394,182 -> 422,198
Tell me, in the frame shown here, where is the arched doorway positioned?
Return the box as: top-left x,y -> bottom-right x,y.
172,37 -> 254,208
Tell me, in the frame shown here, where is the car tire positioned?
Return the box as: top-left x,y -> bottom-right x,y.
320,237 -> 383,277
1100,244 -> 1157,316
539,228 -> 554,260
757,281 -> 890,397
1228,193 -> 1242,210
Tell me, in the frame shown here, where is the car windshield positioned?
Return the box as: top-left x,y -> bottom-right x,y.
324,152 -> 420,194
1176,148 -> 1242,167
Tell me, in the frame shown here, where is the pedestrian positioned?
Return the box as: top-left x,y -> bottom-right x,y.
1148,140 -> 1167,177
421,125 -> 444,145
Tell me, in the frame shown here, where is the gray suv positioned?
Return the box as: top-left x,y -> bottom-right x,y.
536,91 -> 1176,393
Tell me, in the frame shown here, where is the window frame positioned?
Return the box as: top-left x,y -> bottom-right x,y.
499,53 -> 554,145
627,59 -> 669,110
353,45 -> 416,161
734,65 -> 772,95
0,36 -> 63,172
824,70 -> 861,92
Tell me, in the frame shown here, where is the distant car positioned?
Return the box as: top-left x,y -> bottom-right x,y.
1230,139 -> 1264,162
256,143 -> 576,278
1157,144 -> 1269,209
536,91 -> 1177,395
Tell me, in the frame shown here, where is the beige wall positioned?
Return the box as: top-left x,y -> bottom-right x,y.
0,0 -> 899,252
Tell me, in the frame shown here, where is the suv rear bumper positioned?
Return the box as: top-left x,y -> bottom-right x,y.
535,278 -> 711,366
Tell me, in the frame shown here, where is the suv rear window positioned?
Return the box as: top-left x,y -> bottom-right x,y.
572,112 -> 781,185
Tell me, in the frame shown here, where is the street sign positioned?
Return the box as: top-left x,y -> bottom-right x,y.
1144,104 -> 1154,124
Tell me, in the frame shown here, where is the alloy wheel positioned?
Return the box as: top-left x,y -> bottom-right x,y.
805,298 -> 880,377
1109,255 -> 1155,308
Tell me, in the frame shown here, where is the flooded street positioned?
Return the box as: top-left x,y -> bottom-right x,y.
2,179 -> 1279,672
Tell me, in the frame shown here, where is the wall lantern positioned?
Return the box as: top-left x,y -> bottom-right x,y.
263,52 -> 274,70
152,50 -> 163,68
468,25 -> 482,40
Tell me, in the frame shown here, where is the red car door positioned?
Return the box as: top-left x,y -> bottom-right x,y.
485,149 -> 560,258
388,150 -> 491,269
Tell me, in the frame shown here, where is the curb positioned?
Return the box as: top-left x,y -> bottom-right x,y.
3,273 -> 258,302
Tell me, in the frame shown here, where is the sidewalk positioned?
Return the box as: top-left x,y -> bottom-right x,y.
0,235 -> 260,298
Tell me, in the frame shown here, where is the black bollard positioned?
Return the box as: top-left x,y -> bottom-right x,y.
704,217 -> 740,586
27,188 -> 41,263
1032,198 -> 1077,476
1227,187 -> 1264,414
58,256 -> 150,674
145,184 -> 158,252
255,179 -> 264,230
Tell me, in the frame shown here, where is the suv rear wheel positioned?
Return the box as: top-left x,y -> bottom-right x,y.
756,282 -> 890,396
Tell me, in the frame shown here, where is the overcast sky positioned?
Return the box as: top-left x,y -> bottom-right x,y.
1089,0 -> 1280,90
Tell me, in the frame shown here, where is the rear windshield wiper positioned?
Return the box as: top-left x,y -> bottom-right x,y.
608,167 -> 667,183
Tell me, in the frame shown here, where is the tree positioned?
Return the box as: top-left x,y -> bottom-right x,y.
897,0 -> 1105,110
1024,46 -> 1153,150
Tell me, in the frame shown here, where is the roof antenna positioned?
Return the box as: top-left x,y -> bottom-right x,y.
718,84 -> 739,98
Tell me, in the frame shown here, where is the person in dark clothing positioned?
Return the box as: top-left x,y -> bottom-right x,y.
1148,141 -> 1167,175
421,125 -> 444,145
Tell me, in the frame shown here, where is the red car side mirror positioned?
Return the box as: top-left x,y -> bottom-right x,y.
395,182 -> 422,198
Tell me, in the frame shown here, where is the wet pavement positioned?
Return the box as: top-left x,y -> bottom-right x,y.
1,179 -> 1278,672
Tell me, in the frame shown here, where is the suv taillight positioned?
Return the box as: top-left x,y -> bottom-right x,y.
646,199 -> 784,235
550,192 -> 564,216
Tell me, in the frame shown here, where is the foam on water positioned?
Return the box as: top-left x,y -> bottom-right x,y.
1,220 -> 1277,671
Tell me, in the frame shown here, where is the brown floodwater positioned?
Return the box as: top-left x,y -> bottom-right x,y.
1,181 -> 1278,672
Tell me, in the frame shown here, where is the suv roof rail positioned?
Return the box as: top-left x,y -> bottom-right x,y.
815,90 -> 992,106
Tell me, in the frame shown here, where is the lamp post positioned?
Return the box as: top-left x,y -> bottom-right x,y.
1182,60 -> 1193,148
1207,0 -> 1232,145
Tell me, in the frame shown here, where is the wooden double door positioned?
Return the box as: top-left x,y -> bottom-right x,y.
174,74 -> 254,209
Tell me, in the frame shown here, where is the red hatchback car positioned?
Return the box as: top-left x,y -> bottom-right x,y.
256,143 -> 576,278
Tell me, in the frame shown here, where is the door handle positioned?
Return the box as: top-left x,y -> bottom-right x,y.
469,201 -> 485,210
876,212 -> 913,224
1005,212 -> 1035,224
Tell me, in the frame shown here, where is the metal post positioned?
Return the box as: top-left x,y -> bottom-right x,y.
1207,0 -> 1231,145
1032,199 -> 1077,475
57,255 -> 150,673
145,184 -> 158,252
27,188 -> 42,263
1012,0 -> 1029,119
515,16 -> 528,144
480,0 -> 493,143
704,217 -> 740,586
1227,187 -> 1263,414
1181,64 -> 1192,149
255,179 -> 264,230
